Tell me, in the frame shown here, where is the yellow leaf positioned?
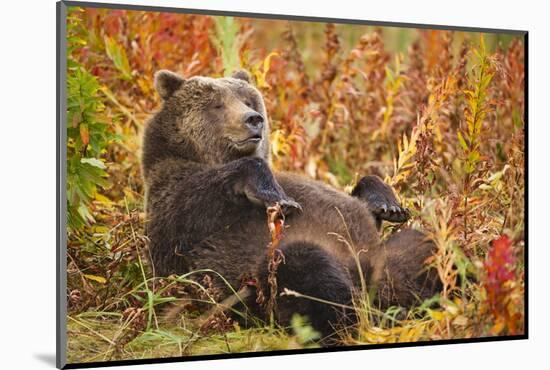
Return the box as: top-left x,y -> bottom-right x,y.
94,193 -> 112,205
263,52 -> 278,75
479,34 -> 486,54
84,274 -> 107,284
91,225 -> 110,234
271,129 -> 290,157
137,77 -> 151,95
491,320 -> 505,335
428,309 -> 445,321
255,52 -> 279,89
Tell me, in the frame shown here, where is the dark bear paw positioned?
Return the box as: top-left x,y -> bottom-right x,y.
351,175 -> 410,224
238,157 -> 302,214
371,200 -> 410,223
276,197 -> 303,213
262,192 -> 302,215
244,183 -> 302,214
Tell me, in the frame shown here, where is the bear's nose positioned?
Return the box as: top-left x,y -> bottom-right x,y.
243,111 -> 264,129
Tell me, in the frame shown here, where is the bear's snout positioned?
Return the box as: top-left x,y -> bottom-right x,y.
243,111 -> 264,131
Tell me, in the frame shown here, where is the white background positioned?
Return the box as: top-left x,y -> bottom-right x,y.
0,0 -> 545,368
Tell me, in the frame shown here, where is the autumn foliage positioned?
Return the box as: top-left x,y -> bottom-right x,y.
65,6 -> 525,362
482,236 -> 523,335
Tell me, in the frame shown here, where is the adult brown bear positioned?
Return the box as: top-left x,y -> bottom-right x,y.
141,69 -> 439,340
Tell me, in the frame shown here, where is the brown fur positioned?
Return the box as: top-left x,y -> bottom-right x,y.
142,69 -> 440,338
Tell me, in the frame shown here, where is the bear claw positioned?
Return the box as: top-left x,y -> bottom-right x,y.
351,175 -> 410,224
278,198 -> 302,213
376,204 -> 409,223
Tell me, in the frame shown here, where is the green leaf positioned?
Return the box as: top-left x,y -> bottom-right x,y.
77,203 -> 95,223
512,108 -> 523,128
467,150 -> 480,163
104,36 -> 132,80
457,131 -> 469,152
291,314 -> 321,344
80,157 -> 106,169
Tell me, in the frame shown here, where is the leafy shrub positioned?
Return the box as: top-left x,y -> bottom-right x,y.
66,9 -> 117,231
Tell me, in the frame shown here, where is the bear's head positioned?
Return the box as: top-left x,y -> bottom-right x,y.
147,69 -> 270,166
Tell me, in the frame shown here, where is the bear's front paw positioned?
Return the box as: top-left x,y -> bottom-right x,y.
244,185 -> 301,215
274,196 -> 302,214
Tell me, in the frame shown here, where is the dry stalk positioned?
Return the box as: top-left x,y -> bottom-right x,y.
265,203 -> 286,324
197,285 -> 253,332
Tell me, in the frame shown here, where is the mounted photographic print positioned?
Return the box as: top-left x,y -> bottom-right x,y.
56,1 -> 527,368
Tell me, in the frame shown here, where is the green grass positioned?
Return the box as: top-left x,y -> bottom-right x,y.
66,315 -> 317,363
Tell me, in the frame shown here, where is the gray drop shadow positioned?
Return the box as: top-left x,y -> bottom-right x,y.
34,353 -> 57,367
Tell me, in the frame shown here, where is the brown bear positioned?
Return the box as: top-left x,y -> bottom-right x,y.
141,69 -> 439,341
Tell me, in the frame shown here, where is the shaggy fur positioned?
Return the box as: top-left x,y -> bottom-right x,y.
142,69 -> 440,338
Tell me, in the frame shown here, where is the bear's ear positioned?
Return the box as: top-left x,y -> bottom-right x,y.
154,70 -> 185,100
231,70 -> 251,84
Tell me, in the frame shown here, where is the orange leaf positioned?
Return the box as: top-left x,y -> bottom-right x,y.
80,123 -> 89,146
